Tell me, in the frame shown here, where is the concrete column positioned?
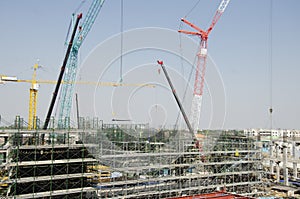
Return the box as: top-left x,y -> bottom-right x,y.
270,160 -> 274,174
292,137 -> 296,158
276,163 -> 280,183
284,168 -> 289,186
270,141 -> 274,157
293,162 -> 297,179
270,141 -> 274,174
283,143 -> 288,186
275,144 -> 279,158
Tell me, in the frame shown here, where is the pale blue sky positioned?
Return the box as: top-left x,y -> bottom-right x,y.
0,0 -> 299,130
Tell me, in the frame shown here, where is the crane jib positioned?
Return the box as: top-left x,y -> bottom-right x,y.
218,0 -> 230,13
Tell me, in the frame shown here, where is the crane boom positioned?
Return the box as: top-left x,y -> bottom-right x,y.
1,73 -> 153,130
179,0 -> 230,134
157,60 -> 194,138
58,0 -> 105,129
207,0 -> 230,34
1,77 -> 155,88
218,0 -> 230,13
43,13 -> 83,130
74,0 -> 105,49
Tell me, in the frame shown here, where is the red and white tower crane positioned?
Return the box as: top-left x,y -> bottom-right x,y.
179,0 -> 230,134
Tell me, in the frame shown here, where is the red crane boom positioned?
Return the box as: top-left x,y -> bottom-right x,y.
178,0 -> 230,133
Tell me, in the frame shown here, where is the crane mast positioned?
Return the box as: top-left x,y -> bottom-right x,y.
58,0 -> 105,129
28,63 -> 39,130
179,0 -> 230,134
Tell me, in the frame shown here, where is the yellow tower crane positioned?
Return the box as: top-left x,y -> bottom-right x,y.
28,63 -> 39,130
0,63 -> 40,130
1,66 -> 155,130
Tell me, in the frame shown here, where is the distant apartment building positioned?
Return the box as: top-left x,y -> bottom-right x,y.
244,129 -> 300,138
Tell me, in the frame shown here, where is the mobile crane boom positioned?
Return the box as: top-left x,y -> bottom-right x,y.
58,0 -> 105,129
43,13 -> 82,130
178,0 -> 230,134
157,60 -> 194,138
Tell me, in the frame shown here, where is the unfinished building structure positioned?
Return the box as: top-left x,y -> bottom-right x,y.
0,117 -> 99,198
0,116 -> 263,198
82,123 -> 264,198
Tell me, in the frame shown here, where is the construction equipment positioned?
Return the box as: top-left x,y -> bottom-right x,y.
1,64 -> 40,130
28,64 -> 39,130
0,73 -> 154,129
58,0 -> 105,129
0,76 -> 155,87
178,0 -> 230,134
43,13 -> 83,130
157,60 -> 194,139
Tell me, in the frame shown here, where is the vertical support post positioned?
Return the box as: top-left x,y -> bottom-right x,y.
276,162 -> 280,183
283,144 -> 288,186
293,162 -> 297,179
275,142 -> 281,183
270,141 -> 274,174
292,136 -> 298,179
283,132 -> 288,186
292,137 -> 296,157
256,134 -> 262,182
275,143 -> 279,158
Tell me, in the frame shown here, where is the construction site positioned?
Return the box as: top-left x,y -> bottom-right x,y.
1,0 -> 300,198
0,117 -> 264,198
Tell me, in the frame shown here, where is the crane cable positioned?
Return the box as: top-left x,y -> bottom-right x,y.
184,0 -> 202,18
269,0 -> 273,130
120,0 -> 124,83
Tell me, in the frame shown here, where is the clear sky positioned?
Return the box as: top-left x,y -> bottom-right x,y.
0,0 -> 299,130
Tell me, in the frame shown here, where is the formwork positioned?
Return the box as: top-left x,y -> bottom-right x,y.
0,116 -> 263,198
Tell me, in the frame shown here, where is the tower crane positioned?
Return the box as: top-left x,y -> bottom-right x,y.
1,72 -> 154,129
1,76 -> 154,88
178,0 -> 230,134
28,63 -> 39,130
1,64 -> 40,130
58,0 -> 105,129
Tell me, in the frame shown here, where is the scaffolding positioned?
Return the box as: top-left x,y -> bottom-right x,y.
81,125 -> 264,198
0,116 -> 99,199
0,116 -> 264,198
